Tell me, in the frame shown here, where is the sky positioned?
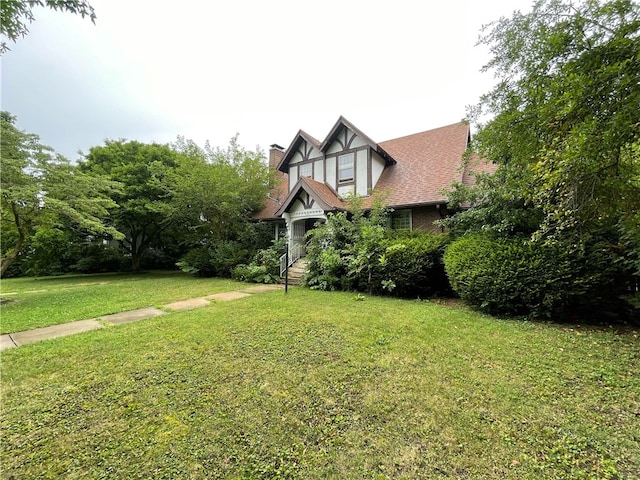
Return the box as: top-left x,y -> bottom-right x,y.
1,0 -> 535,162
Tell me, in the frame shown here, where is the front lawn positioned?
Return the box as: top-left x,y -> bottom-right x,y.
0,271 -> 242,333
1,288 -> 639,479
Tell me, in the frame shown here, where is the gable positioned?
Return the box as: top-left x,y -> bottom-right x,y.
324,124 -> 370,154
276,130 -> 322,174
278,116 -> 396,198
275,177 -> 345,218
288,138 -> 322,166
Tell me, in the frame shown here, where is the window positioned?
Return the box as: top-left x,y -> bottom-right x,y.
338,153 -> 354,183
391,210 -> 412,230
299,162 -> 312,178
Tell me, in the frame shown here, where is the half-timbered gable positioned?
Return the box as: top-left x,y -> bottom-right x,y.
278,117 -> 395,199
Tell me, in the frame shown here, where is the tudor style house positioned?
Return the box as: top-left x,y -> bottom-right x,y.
254,116 -> 492,265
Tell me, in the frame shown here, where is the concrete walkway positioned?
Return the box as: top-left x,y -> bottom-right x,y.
0,284 -> 284,351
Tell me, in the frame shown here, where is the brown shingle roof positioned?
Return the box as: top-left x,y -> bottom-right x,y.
374,122 -> 472,207
462,153 -> 498,187
274,176 -> 345,217
301,177 -> 345,210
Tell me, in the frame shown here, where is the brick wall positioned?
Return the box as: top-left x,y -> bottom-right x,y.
411,205 -> 447,233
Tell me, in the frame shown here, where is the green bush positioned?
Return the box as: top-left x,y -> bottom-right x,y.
305,213 -> 354,291
232,239 -> 285,284
444,233 -> 634,319
305,208 -> 452,298
72,244 -> 127,274
444,234 -> 543,316
379,233 -> 451,298
178,241 -> 251,278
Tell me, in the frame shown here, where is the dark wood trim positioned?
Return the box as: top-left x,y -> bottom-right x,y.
346,131 -> 357,149
367,149 -> 372,192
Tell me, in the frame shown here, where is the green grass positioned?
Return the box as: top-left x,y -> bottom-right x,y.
1,285 -> 639,479
0,271 -> 243,333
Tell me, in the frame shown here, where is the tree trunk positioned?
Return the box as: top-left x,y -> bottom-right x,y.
131,251 -> 141,271
0,236 -> 24,277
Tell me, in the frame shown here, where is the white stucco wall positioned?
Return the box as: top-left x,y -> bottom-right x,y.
350,135 -> 368,148
309,145 -> 322,158
371,151 -> 386,188
290,150 -> 303,164
326,156 -> 336,187
289,165 -> 298,190
326,141 -> 342,154
338,184 -> 355,196
314,159 -> 324,183
356,149 -> 368,196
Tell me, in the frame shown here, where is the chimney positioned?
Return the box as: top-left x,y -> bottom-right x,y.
269,144 -> 285,170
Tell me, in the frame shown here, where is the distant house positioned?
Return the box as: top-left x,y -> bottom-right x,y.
254,116 -> 493,258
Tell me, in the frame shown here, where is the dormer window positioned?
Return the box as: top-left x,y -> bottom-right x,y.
338,153 -> 354,183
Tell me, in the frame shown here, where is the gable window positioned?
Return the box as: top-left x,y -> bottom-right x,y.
299,162 -> 312,179
338,153 -> 354,183
391,210 -> 412,230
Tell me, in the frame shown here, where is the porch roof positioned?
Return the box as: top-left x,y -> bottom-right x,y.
274,176 -> 345,217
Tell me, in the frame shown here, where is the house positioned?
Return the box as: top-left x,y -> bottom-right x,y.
253,116 -> 492,260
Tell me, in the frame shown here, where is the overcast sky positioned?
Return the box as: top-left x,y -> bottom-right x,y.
1,0 -> 534,161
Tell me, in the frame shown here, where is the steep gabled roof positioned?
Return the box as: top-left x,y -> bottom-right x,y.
320,116 -> 378,151
278,116 -> 396,174
321,115 -> 396,165
276,130 -> 322,173
275,176 -> 345,217
256,118 -> 497,221
374,122 -> 474,207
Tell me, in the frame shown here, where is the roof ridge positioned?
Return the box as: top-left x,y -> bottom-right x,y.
379,121 -> 469,145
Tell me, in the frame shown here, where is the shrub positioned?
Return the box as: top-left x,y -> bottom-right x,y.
444,233 -> 633,319
72,244 -> 127,274
178,240 -> 251,278
305,212 -> 354,291
379,233 -> 451,298
444,234 -> 543,316
305,207 -> 452,298
347,224 -> 387,293
176,246 -> 215,277
232,239 -> 285,284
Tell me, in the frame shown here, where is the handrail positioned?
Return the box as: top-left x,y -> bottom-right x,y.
279,243 -> 303,277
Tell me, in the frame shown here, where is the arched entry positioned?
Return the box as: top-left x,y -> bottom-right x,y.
290,217 -> 324,257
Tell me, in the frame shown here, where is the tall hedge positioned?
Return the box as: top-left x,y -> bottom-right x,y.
377,234 -> 451,298
444,233 -> 632,319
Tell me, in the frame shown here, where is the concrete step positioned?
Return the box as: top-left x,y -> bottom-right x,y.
281,259 -> 308,285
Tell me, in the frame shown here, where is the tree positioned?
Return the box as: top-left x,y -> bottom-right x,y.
445,0 -> 640,317
80,140 -> 182,271
468,0 -> 640,238
171,136 -> 275,277
0,111 -> 121,276
0,0 -> 96,54
172,135 -> 274,244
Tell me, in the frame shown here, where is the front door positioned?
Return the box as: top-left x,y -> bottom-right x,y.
292,221 -> 306,254
291,218 -> 324,257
